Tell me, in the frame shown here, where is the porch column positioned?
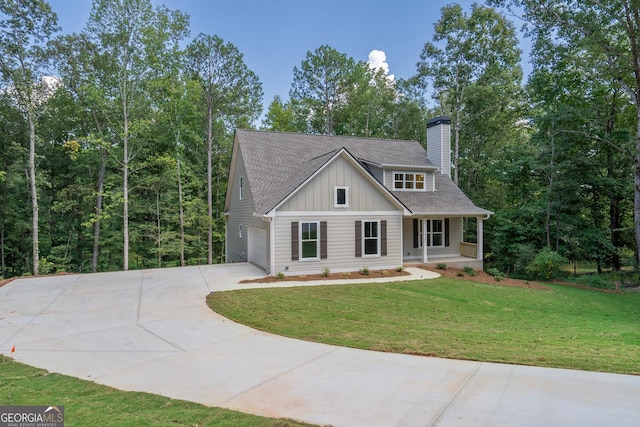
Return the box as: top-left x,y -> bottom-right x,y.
477,216 -> 483,261
422,219 -> 428,263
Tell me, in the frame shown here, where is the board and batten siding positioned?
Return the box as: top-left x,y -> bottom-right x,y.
226,145 -> 270,269
278,156 -> 398,212
272,214 -> 403,275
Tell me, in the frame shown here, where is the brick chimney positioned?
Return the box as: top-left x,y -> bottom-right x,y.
426,116 -> 451,177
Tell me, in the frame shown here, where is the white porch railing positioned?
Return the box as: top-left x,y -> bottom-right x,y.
459,242 -> 477,259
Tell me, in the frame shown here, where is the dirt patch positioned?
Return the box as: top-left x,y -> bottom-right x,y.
418,265 -> 550,290
240,269 -> 410,284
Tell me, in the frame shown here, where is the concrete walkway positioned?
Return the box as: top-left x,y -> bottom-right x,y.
1,263 -> 638,426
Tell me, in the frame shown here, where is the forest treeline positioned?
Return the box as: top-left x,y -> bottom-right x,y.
0,0 -> 638,278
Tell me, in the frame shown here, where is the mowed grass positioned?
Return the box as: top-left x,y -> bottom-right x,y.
208,278 -> 640,375
0,356 -> 312,427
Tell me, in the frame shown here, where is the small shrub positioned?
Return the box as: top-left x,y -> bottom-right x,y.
456,272 -> 464,277
487,268 -> 501,277
395,266 -> 404,272
322,267 -> 331,277
360,266 -> 370,276
526,247 -> 568,280
486,267 -> 504,281
463,266 -> 476,276
276,272 -> 285,279
436,263 -> 447,270
381,270 -> 388,275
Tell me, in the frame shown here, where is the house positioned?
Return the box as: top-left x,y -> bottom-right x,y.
224,116 -> 492,275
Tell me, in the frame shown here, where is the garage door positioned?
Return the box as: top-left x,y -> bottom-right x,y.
248,227 -> 268,271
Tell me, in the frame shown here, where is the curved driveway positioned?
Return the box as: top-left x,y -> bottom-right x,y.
1,263 -> 639,426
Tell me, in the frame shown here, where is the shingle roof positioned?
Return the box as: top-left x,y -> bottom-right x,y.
234,129 -> 491,216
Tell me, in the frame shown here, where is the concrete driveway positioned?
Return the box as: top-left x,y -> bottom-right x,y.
1,263 -> 639,426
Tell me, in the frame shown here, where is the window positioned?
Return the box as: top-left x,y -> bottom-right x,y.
300,222 -> 319,259
393,172 -> 425,190
426,219 -> 444,247
334,186 -> 349,207
363,220 -> 380,256
239,176 -> 244,200
239,224 -> 243,238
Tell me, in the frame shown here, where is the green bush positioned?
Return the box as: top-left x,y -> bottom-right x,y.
322,267 -> 331,277
463,266 -> 476,276
573,275 -> 616,290
436,263 -> 447,270
526,247 -> 568,280
486,267 -> 504,281
360,266 -> 370,275
276,272 -> 285,279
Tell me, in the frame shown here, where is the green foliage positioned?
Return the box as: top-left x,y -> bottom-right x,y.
572,275 -> 616,290
526,247 -> 569,280
322,267 -> 331,277
463,266 -> 476,276
276,272 -> 285,279
360,266 -> 370,275
436,263 -> 447,270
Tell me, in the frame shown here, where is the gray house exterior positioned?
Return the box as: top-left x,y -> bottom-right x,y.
224,117 -> 492,275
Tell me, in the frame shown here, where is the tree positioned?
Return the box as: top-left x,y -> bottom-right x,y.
0,0 -> 59,275
262,95 -> 300,132
490,0 -> 640,269
186,33 -> 262,264
85,0 -> 189,270
290,45 -> 357,135
416,4 -> 522,185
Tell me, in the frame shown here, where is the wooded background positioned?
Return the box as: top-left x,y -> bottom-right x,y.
0,0 -> 637,278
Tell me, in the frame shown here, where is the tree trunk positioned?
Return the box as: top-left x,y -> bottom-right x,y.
123,94 -> 130,271
0,174 -> 6,278
635,113 -> 640,269
177,156 -> 185,267
28,110 -> 39,276
207,103 -> 213,265
156,188 -> 161,268
91,109 -> 108,273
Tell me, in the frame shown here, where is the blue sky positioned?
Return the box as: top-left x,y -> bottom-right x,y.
47,0 -> 530,117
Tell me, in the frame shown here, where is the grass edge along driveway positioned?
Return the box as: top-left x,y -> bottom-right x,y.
208,277 -> 640,375
0,356 -> 313,427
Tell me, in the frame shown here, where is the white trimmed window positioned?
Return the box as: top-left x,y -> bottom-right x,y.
363,220 -> 380,256
393,172 -> 425,191
426,219 -> 444,247
334,186 -> 349,207
300,221 -> 319,260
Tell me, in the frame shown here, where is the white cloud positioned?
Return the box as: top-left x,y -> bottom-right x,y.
367,50 -> 395,82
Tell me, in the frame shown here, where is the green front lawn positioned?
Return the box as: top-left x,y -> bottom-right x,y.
0,356 -> 312,427
208,278 -> 640,375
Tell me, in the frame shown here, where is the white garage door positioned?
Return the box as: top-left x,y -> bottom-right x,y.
248,227 -> 268,271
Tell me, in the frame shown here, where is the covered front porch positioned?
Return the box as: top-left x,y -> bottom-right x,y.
402,216 -> 485,270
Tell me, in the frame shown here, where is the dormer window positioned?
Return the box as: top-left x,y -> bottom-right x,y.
393,172 -> 425,191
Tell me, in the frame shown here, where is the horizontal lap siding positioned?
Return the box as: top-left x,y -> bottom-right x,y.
273,214 -> 402,276
226,146 -> 270,268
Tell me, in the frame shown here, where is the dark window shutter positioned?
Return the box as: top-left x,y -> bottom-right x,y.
355,220 -> 362,257
291,222 -> 299,261
445,218 -> 450,247
320,221 -> 327,259
381,220 -> 387,256
413,219 -> 419,248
